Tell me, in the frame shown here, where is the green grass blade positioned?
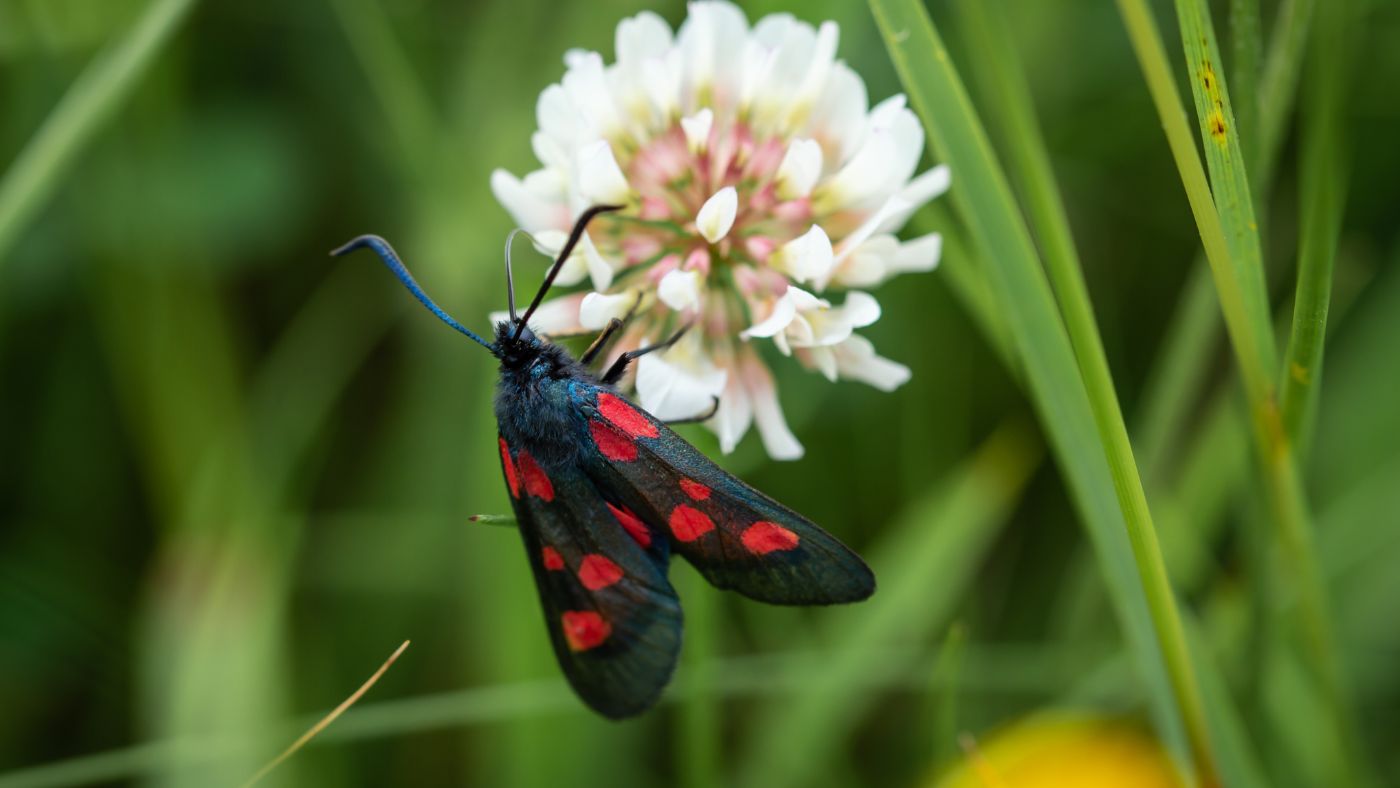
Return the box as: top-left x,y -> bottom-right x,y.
951,0 -> 1089,355
1256,0 -> 1316,191
952,4 -> 1221,780
0,0 -> 198,264
1229,0 -> 1263,172
1113,0 -> 1272,404
1173,0 -> 1276,376
1114,1 -> 1365,781
1125,0 -> 1366,778
1133,260 -> 1220,483
1279,0 -> 1349,452
1134,0 -> 1317,485
930,623 -> 968,772
738,422 -> 1041,788
867,0 -> 1222,779
675,570 -> 720,788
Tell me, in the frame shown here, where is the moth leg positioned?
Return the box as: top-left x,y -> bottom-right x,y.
580,318 -> 626,366
663,395 -> 720,425
582,293 -> 647,368
601,324 -> 691,385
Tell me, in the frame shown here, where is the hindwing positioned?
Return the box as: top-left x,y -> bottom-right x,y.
498,435 -> 682,718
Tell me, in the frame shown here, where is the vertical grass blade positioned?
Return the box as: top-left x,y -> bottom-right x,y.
931,623 -> 968,772
676,570 -> 721,788
953,5 -> 1224,781
1173,0 -> 1276,375
866,0 -> 1220,781
1228,0 -> 1263,171
1279,0 -> 1349,451
0,0 -> 199,264
1113,0 -> 1271,403
1135,0 -> 1319,485
1256,0 -> 1316,191
1133,261 -> 1220,482
1114,0 -> 1365,781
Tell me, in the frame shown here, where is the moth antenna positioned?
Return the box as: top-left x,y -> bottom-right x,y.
502,227 -> 536,323
514,204 -> 624,340
332,235 -> 497,353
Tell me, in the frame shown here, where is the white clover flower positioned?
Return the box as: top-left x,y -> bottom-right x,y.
491,0 -> 950,460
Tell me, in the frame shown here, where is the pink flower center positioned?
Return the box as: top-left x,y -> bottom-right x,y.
606,121 -> 815,273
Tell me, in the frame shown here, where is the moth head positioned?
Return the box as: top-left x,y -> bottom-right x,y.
495,318 -> 545,370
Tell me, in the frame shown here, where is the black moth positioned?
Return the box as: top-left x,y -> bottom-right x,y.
334,205 -> 876,718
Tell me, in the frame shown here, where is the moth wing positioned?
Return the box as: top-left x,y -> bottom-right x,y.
498,435 -> 682,718
572,386 -> 875,605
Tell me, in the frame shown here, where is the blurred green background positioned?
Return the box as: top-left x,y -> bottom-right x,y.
2,0 -> 1398,785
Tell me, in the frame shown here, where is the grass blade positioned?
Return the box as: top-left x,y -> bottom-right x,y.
1114,0 -> 1364,781
675,570 -> 720,788
867,0 -> 1222,780
1134,0 -> 1317,485
1279,0 -> 1349,451
239,641 -> 410,788
931,623 -> 968,772
0,0 -> 198,263
1173,0 -> 1276,375
1113,0 -> 1271,402
953,4 -> 1225,780
1256,0 -> 1316,191
1133,261 -> 1220,482
1228,0 -> 1263,172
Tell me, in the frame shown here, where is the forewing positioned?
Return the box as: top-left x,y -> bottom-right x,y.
570,386 -> 875,605
498,435 -> 682,718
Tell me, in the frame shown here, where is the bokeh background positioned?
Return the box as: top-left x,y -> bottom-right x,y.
2,0 -> 1397,786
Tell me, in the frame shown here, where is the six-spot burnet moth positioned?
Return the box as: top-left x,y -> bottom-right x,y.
333,205 -> 876,718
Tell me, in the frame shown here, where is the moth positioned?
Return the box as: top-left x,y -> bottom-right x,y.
334,205 -> 875,718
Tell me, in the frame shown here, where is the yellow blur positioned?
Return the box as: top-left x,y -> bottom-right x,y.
934,715 -> 1182,788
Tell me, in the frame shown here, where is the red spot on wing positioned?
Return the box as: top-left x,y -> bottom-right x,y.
590,419 -> 638,462
562,610 -> 611,651
541,546 -> 565,570
680,479 -> 711,501
499,437 -> 520,498
607,502 -> 652,547
669,504 -> 715,542
598,393 -> 659,439
516,450 -> 554,501
741,521 -> 801,554
578,554 -> 624,590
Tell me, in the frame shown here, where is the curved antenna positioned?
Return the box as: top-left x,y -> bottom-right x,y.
332,235 -> 496,353
514,204 -> 624,340
502,227 -> 535,322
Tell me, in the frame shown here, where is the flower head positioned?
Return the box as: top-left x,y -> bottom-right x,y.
492,1 -> 949,459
